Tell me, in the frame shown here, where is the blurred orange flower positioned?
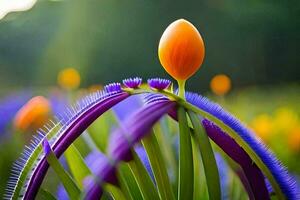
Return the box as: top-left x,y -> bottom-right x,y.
57,68 -> 81,90
158,19 -> 205,80
14,96 -> 51,132
210,74 -> 231,96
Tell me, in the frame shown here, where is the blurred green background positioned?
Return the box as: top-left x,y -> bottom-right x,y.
0,0 -> 300,198
0,0 -> 299,92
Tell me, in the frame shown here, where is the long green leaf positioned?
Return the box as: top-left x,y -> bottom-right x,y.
39,188 -> 57,200
65,144 -> 91,188
117,162 -> 143,200
142,132 -> 175,200
128,150 -> 160,200
188,111 -> 221,200
177,107 -> 194,200
154,121 -> 178,183
191,136 -> 207,200
46,151 -> 81,199
104,184 -> 126,200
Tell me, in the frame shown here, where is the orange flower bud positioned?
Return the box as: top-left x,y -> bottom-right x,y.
14,96 -> 51,132
210,74 -> 232,96
158,19 -> 205,80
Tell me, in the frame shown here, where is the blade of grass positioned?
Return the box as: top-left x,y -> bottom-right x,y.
177,107 -> 194,200
39,188 -> 57,200
191,135 -> 203,200
117,162 -> 143,200
188,111 -> 221,200
65,144 -> 91,188
142,132 -> 175,200
128,150 -> 160,200
44,146 -> 81,199
104,184 -> 126,200
154,121 -> 178,183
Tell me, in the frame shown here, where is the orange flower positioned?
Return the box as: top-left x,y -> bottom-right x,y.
158,19 -> 205,80
57,68 -> 81,90
14,96 -> 51,132
210,74 -> 231,96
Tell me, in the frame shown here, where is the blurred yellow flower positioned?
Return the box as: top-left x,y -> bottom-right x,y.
57,68 -> 81,90
288,126 -> 300,152
273,107 -> 298,134
14,96 -> 51,132
251,114 -> 273,141
210,74 -> 231,96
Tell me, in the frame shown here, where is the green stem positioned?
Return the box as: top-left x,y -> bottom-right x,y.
177,107 -> 194,200
39,188 -> 57,200
104,184 -> 127,200
117,162 -> 143,200
191,136 -> 203,200
46,152 -> 81,199
188,111 -> 221,200
142,132 -> 175,200
177,80 -> 186,100
128,150 -> 160,200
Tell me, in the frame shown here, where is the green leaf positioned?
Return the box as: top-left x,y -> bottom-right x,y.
177,107 -> 194,200
46,151 -> 81,199
128,150 -> 160,200
188,111 -> 221,200
39,188 -> 57,200
88,110 -> 117,151
104,184 -> 126,200
154,120 -> 178,182
65,144 -> 91,188
191,136 -> 207,200
142,131 -> 175,200
117,162 -> 143,200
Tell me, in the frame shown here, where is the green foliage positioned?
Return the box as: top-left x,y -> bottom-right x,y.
64,144 -> 91,188
188,111 -> 221,200
177,107 -> 194,200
